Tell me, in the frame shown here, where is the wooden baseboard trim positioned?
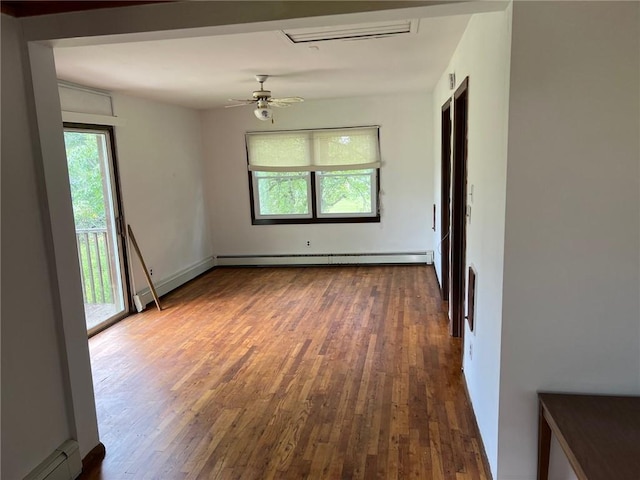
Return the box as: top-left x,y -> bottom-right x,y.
461,379 -> 494,480
82,442 -> 106,474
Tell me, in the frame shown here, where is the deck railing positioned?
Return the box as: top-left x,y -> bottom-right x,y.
76,228 -> 114,304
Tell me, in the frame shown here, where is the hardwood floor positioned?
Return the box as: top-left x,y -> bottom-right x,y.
82,266 -> 490,479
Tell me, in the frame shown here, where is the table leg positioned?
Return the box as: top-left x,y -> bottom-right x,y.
537,402 -> 551,480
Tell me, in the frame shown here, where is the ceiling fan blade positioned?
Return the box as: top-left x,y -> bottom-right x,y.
226,98 -> 257,108
269,102 -> 292,108
225,103 -> 255,108
270,97 -> 304,103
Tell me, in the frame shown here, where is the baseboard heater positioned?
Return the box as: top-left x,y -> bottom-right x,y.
24,440 -> 82,480
216,251 -> 434,267
133,256 -> 215,312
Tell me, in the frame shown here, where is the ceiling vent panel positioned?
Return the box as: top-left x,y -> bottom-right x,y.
282,20 -> 418,44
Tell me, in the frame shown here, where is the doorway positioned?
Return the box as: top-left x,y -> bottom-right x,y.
63,124 -> 130,335
450,78 -> 469,338
440,99 -> 452,305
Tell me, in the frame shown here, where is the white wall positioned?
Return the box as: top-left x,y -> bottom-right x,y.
499,2 -> 640,479
201,94 -> 433,256
2,14 -> 75,478
29,41 -> 102,465
432,7 -> 512,477
112,94 -> 213,292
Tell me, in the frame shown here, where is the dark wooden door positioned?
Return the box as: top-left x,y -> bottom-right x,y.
440,100 -> 452,304
450,78 -> 468,338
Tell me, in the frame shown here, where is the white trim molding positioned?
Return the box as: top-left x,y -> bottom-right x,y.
62,111 -> 125,126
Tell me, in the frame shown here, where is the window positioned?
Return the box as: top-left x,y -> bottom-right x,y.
247,127 -> 381,224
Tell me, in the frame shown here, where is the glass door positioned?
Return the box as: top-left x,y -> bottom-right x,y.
63,124 -> 130,335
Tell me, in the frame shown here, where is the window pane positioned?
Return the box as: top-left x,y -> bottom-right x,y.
318,170 -> 375,215
256,172 -> 310,216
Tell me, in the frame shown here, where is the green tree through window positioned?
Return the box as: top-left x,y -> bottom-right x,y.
256,172 -> 310,215
318,170 -> 373,214
64,132 -> 107,229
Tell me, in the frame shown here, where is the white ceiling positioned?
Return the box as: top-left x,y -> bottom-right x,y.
53,14 -> 471,110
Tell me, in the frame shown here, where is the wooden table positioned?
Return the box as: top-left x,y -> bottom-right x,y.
538,393 -> 640,480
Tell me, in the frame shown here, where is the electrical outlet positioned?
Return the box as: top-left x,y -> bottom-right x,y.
306,241 -> 311,247
149,268 -> 153,276
469,343 -> 473,360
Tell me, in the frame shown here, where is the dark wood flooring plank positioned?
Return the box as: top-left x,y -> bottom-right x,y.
81,265 -> 490,479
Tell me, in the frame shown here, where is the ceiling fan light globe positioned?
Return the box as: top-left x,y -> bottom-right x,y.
254,107 -> 272,121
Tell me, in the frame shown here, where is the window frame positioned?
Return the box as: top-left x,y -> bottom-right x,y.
247,126 -> 381,225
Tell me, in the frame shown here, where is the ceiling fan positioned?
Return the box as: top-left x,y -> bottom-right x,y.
227,74 -> 304,121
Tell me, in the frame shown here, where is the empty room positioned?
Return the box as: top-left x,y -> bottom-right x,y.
3,2 -> 639,480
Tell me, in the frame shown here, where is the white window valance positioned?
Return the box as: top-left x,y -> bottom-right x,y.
246,126 -> 381,172
58,82 -> 114,116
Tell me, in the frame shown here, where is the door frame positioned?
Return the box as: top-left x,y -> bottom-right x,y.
440,99 -> 452,304
450,77 -> 469,338
64,122 -> 133,335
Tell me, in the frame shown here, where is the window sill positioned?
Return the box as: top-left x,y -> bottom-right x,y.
251,215 -> 381,225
